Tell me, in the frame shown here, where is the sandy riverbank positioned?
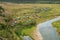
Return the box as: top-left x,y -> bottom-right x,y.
32,27 -> 43,40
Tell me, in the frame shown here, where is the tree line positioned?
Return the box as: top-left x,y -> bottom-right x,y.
1,0 -> 60,4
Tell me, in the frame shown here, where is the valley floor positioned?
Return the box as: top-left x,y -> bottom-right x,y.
0,3 -> 60,40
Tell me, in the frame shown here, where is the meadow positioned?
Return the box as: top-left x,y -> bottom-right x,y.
0,3 -> 60,40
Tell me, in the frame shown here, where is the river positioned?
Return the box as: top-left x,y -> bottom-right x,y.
37,16 -> 60,40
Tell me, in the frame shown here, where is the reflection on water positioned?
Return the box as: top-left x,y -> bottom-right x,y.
38,16 -> 60,40
39,26 -> 59,40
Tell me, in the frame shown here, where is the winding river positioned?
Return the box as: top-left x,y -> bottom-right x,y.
37,16 -> 60,40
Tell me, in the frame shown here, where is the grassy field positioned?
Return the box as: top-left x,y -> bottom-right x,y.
52,20 -> 60,36
0,3 -> 60,40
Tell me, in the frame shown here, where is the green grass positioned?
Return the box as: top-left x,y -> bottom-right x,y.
21,26 -> 35,36
14,24 -> 36,40
52,20 -> 60,36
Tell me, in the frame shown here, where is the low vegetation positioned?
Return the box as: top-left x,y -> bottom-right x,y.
52,20 -> 60,36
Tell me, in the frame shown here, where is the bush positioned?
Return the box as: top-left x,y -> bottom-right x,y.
0,6 -> 4,12
0,24 -> 6,30
22,19 -> 36,26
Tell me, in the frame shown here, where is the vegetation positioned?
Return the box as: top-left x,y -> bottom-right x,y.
52,20 -> 60,36
0,6 -> 21,40
0,3 -> 60,40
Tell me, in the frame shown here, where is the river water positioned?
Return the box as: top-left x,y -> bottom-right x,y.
38,16 -> 60,40
22,36 -> 32,40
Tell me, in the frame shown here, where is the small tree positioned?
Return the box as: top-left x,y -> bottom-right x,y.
0,6 -> 5,17
0,6 -> 4,13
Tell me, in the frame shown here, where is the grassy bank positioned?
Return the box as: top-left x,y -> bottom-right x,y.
0,3 -> 60,40
52,20 -> 60,36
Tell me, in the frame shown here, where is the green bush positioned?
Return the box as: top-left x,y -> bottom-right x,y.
0,24 -> 7,30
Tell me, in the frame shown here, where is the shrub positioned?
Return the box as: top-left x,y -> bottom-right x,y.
0,24 -> 6,30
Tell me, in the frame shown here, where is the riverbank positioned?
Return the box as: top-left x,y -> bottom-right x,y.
52,20 -> 60,36
32,27 -> 43,40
